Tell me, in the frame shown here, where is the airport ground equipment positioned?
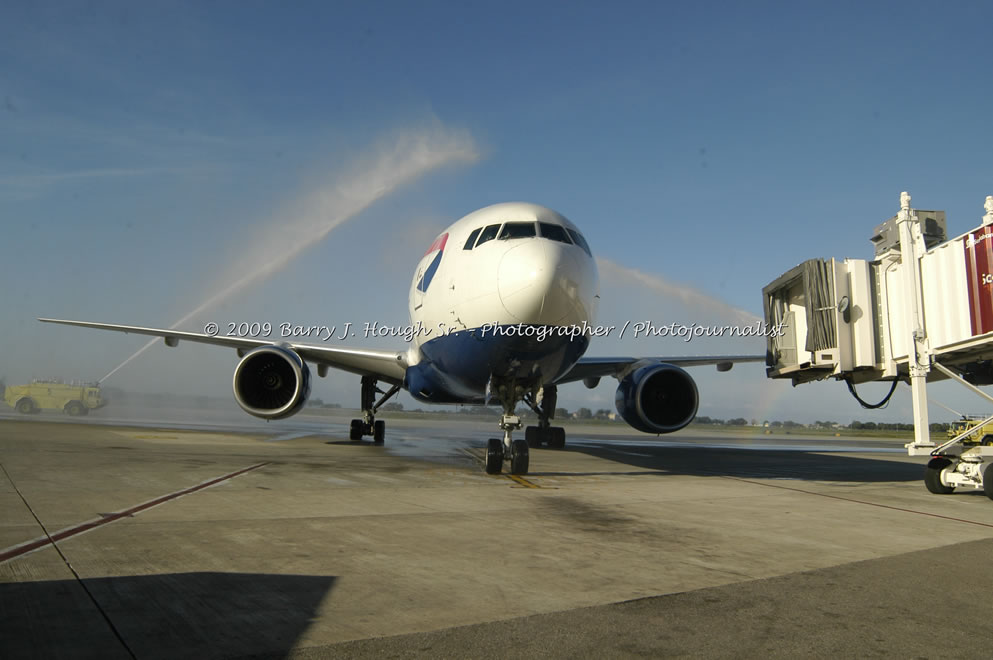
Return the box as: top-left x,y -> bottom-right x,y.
3,379 -> 105,415
763,192 -> 993,500
945,415 -> 993,444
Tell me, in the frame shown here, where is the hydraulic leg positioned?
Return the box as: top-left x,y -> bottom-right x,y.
349,376 -> 400,444
484,377 -> 531,475
524,385 -> 566,449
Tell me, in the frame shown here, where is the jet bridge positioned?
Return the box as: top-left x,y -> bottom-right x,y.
763,192 -> 993,500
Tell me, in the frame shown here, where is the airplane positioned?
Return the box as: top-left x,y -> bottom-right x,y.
40,202 -> 763,476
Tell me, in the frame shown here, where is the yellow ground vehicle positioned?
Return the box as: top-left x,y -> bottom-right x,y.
946,416 -> 993,445
2,380 -> 105,416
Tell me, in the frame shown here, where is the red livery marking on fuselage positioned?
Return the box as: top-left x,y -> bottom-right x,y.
423,233 -> 448,256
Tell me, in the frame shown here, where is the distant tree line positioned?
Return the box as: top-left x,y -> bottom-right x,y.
299,398 -> 955,431
305,398 -> 341,409
693,417 -> 953,432
694,417 -> 752,426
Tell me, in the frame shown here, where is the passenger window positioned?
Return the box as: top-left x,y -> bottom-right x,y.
498,222 -> 537,240
567,229 -> 592,257
463,228 -> 482,250
475,224 -> 501,247
538,222 -> 572,244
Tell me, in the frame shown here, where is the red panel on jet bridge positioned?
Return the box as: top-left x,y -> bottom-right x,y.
964,225 -> 993,335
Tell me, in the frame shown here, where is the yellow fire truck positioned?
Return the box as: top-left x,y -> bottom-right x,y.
946,416 -> 993,446
2,380 -> 105,415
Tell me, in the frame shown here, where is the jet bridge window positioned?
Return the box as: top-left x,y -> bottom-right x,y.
499,222 -> 537,240
463,227 -> 482,250
475,224 -> 501,247
567,228 -> 592,257
538,222 -> 572,244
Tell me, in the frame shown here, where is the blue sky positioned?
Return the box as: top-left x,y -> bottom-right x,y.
3,1 -> 993,424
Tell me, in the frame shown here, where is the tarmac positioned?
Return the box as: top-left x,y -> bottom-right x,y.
3,410 -> 993,658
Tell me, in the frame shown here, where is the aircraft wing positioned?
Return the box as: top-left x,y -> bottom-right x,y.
555,355 -> 766,384
38,318 -> 408,384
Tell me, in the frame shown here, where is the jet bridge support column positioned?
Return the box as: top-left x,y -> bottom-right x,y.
898,191 -> 934,449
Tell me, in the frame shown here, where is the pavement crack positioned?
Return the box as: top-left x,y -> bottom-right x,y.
0,460 -> 138,660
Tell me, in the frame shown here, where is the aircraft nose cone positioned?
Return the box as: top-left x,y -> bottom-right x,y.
497,240 -> 594,324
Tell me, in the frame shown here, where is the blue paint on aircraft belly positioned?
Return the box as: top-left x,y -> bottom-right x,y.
404,325 -> 589,404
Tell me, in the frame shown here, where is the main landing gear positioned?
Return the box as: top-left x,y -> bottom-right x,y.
483,383 -> 568,476
349,375 -> 400,445
523,385 -> 566,449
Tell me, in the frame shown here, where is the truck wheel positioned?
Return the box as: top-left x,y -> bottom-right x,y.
65,401 -> 85,416
15,398 -> 35,414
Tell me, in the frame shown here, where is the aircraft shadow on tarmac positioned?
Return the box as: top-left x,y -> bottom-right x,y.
537,443 -> 925,483
0,572 -> 335,660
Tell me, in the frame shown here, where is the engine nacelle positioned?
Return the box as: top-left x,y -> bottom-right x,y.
614,363 -> 699,434
232,345 -> 311,420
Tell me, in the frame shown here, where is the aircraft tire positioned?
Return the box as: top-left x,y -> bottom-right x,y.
548,427 -> 566,449
525,426 -> 542,448
349,419 -> 364,441
485,438 -> 503,474
924,457 -> 955,495
373,420 -> 385,444
510,438 -> 529,475
984,464 -> 993,501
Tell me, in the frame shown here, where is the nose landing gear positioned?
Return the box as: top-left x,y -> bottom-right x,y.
485,413 -> 529,475
483,378 -> 535,476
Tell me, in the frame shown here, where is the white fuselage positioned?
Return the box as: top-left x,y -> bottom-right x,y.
401,202 -> 599,403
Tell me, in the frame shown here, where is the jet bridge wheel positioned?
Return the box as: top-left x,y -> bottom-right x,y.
984,464 -> 993,501
924,457 -> 956,495
485,438 -> 504,474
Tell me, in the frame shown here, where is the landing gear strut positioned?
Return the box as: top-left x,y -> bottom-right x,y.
486,413 -> 529,475
523,385 -> 567,449
349,375 -> 399,445
484,378 -> 532,475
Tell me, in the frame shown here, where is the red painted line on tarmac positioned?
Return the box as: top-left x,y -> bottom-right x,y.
0,462 -> 268,563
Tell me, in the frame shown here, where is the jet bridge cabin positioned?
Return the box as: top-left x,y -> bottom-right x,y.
763,257 -> 880,385
763,192 -> 993,500
763,208 -> 993,386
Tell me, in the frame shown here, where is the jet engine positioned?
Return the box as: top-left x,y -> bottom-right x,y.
232,345 -> 311,420
614,363 -> 699,434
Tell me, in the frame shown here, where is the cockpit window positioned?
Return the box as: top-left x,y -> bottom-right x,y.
498,222 -> 536,240
567,228 -> 592,257
475,224 -> 501,247
538,222 -> 572,244
463,227 -> 482,250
